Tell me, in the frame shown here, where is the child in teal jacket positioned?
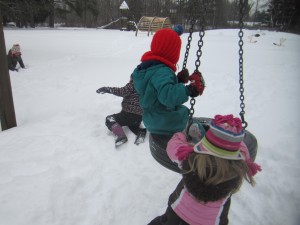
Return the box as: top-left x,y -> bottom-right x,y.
133,63 -> 190,135
132,25 -> 205,173
132,25 -> 205,136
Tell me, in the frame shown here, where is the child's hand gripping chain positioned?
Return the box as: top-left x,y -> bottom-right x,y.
186,71 -> 205,97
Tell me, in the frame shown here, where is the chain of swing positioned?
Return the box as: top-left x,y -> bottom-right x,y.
238,0 -> 247,128
182,0 -> 247,134
182,1 -> 207,136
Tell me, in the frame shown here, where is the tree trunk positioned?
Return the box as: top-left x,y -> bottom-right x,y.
0,15 -> 17,131
253,0 -> 259,23
49,0 -> 55,28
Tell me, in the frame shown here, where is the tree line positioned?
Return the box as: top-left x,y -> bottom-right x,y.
0,0 -> 299,33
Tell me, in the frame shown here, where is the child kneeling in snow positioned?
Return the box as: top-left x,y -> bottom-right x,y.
7,44 -> 25,72
148,114 -> 261,225
96,75 -> 146,146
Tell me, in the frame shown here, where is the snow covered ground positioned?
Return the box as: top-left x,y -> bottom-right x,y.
1,27 -> 299,225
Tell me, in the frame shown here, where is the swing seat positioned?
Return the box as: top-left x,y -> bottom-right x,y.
149,117 -> 258,173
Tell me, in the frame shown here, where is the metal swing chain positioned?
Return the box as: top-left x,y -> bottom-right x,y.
194,22 -> 205,73
187,1 -> 207,138
182,18 -> 195,70
188,26 -> 205,128
238,0 -> 247,128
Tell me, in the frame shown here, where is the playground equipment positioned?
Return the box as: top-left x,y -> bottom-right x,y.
120,1 -> 135,31
97,1 -> 136,31
149,0 -> 258,173
135,16 -> 171,36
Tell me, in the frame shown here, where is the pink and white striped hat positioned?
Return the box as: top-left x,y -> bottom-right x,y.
194,114 -> 245,160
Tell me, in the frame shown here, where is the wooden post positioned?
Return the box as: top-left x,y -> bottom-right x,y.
0,14 -> 17,131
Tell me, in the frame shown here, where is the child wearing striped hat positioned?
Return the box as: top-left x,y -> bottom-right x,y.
7,44 -> 25,72
148,114 -> 261,225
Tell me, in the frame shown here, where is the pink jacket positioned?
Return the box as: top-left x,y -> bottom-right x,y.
166,132 -> 238,225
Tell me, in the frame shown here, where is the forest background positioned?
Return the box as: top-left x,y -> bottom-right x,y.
0,0 -> 300,33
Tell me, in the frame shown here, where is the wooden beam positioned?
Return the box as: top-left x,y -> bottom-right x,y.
0,15 -> 17,131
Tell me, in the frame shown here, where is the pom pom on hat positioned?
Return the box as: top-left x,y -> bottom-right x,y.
141,27 -> 182,72
173,24 -> 184,36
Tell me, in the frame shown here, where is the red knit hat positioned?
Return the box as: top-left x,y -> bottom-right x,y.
141,28 -> 182,72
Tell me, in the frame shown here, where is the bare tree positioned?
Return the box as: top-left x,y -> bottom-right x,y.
267,0 -> 298,31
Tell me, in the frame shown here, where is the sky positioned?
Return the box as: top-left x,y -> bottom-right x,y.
0,27 -> 299,225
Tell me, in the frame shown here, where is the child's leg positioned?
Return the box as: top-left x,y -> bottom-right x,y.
111,123 -> 127,145
105,111 -> 130,131
113,111 -> 146,144
128,125 -> 141,135
105,114 -> 118,131
125,114 -> 146,144
133,127 -> 147,145
105,113 -> 127,146
121,112 -> 142,135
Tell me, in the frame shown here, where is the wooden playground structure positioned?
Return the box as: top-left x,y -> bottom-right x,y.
135,16 -> 172,36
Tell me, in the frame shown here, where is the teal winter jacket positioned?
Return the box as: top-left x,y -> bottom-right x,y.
132,63 -> 190,135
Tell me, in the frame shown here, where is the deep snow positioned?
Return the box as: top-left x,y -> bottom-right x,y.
0,27 -> 299,225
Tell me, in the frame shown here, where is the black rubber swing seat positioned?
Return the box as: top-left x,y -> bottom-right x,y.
149,117 -> 258,173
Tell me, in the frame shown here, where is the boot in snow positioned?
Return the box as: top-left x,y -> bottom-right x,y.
111,123 -> 128,147
134,128 -> 147,145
